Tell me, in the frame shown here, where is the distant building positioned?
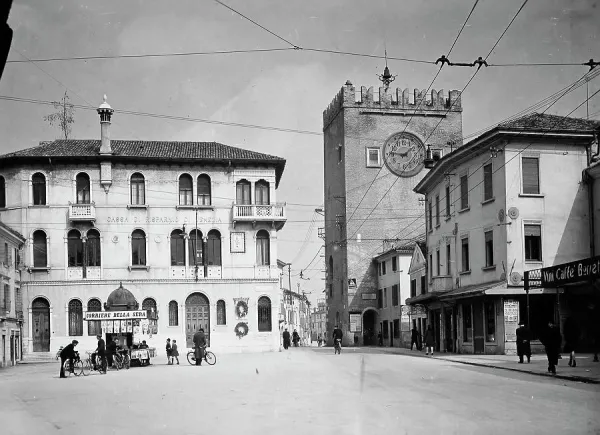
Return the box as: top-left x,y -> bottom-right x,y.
311,299 -> 327,342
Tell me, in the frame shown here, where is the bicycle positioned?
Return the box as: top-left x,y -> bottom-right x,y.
113,350 -> 130,370
62,351 -> 84,377
334,338 -> 342,355
186,346 -> 217,366
83,351 -> 107,375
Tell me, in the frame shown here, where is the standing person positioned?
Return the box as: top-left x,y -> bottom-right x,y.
424,325 -> 435,356
410,327 -> 419,351
282,328 -> 291,350
563,317 -> 580,368
192,328 -> 206,366
377,331 -> 383,346
92,334 -> 106,371
540,320 -> 562,375
106,336 -> 118,369
516,322 -> 532,364
317,334 -> 322,347
292,329 -> 300,347
171,339 -> 180,365
59,340 -> 78,378
166,338 -> 172,365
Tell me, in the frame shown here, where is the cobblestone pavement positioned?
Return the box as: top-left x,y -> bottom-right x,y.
1,348 -> 599,435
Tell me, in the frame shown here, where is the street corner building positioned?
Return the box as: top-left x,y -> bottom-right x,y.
406,113 -> 600,355
0,96 -> 288,360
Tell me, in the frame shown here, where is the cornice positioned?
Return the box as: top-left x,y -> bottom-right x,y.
21,278 -> 279,286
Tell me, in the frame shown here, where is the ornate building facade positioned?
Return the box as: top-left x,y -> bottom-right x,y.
0,97 -> 287,357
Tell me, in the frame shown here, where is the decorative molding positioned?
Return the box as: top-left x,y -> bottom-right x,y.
21,278 -> 279,286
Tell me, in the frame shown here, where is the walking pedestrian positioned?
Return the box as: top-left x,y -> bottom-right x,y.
410,327 -> 419,351
563,317 -> 580,368
424,325 -> 435,356
166,338 -> 172,365
516,322 -> 531,364
171,339 -> 180,365
540,320 -> 562,375
282,328 -> 291,350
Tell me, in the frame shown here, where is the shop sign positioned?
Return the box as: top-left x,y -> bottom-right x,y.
85,310 -> 147,321
503,300 -> 519,342
348,279 -> 357,289
106,216 -> 222,224
541,255 -> 600,287
349,314 -> 362,332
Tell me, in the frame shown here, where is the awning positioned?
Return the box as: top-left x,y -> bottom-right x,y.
439,280 -> 506,301
405,292 -> 441,305
485,287 -> 563,296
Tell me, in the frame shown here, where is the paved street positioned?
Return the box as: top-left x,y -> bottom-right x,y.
1,348 -> 599,435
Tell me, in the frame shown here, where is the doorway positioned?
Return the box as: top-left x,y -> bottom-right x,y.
32,298 -> 50,352
389,322 -> 394,347
444,308 -> 453,352
185,293 -> 210,348
473,301 -> 485,354
362,310 -> 376,345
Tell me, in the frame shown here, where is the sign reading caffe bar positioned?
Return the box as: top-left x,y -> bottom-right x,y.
85,310 -> 147,321
541,255 -> 600,287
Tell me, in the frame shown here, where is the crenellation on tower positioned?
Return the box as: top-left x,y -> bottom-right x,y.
323,82 -> 463,130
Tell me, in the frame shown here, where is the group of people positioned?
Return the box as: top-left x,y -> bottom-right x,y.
165,338 -> 180,365
59,334 -> 110,378
410,325 -> 435,355
281,328 -> 301,349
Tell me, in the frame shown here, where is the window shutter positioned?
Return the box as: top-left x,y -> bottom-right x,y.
483,164 -> 493,200
524,225 -> 541,237
460,175 -> 468,209
522,158 -> 540,194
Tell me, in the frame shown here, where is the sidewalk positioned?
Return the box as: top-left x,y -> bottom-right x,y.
372,346 -> 600,384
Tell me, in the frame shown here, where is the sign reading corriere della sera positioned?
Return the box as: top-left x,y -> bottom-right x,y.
541,255 -> 600,287
85,310 -> 147,321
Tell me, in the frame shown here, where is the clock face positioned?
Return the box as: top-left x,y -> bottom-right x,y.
383,132 -> 426,177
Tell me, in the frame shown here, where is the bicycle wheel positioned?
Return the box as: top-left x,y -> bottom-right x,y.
187,351 -> 196,365
63,360 -> 75,377
73,360 -> 84,376
81,360 -> 91,376
204,351 -> 216,366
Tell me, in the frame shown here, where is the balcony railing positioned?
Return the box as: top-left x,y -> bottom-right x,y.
430,276 -> 454,293
69,202 -> 96,221
232,203 -> 286,227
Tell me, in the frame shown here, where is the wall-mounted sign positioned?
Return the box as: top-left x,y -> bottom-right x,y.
503,300 -> 519,342
349,314 -> 362,332
106,216 -> 223,224
230,232 -> 246,253
348,279 -> 357,289
540,255 -> 600,287
85,310 -> 147,321
361,293 -> 377,300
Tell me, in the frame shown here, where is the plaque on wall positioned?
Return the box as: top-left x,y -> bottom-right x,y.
361,293 -> 377,300
230,232 -> 246,253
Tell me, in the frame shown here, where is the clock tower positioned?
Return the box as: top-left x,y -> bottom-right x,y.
322,74 -> 463,346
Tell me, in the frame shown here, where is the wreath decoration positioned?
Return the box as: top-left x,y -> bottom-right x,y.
235,300 -> 249,318
235,322 -> 249,339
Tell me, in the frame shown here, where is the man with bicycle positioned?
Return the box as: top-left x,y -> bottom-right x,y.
91,334 -> 107,371
332,325 -> 343,353
59,340 -> 79,378
193,327 -> 206,366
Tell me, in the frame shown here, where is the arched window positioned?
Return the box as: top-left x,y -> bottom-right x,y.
236,180 -> 251,205
206,230 -> 222,266
32,173 -> 46,206
67,229 -> 83,267
217,300 -> 226,325
86,229 -> 101,266
258,296 -> 272,332
197,175 -> 211,206
179,174 -> 193,206
256,230 -> 270,266
130,173 -> 145,205
68,299 -> 83,336
169,301 -> 178,326
87,298 -> 102,336
0,175 -> 5,208
255,180 -> 270,205
76,173 -> 90,204
170,230 -> 185,266
142,298 -> 158,334
188,229 -> 203,266
33,230 -> 48,268
132,229 -> 146,266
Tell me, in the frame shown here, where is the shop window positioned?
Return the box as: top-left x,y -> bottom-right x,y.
32,172 -> 46,205
206,230 -> 222,266
68,229 -> 83,267
170,230 -> 185,266
485,301 -> 495,342
188,230 -> 203,267
76,173 -> 90,204
87,299 -> 102,336
143,298 -> 158,334
33,230 -> 48,268
86,229 -> 101,267
257,296 -> 272,332
197,174 -> 211,206
393,319 -> 400,338
236,180 -> 251,205
524,224 -> 542,261
131,230 -> 146,266
256,230 -> 270,266
217,300 -> 226,325
255,180 -> 270,205
68,299 -> 83,336
130,173 -> 145,205
169,301 -> 178,326
463,304 -> 472,342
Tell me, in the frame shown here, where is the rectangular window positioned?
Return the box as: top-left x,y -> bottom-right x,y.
3,284 -> 10,312
483,163 -> 493,201
435,195 -> 440,226
463,304 -> 472,342
378,263 -> 381,276
393,319 -> 400,338
436,249 -> 440,276
420,275 -> 426,294
428,201 -> 433,231
522,157 -> 540,194
366,147 -> 381,167
383,320 -> 389,339
446,244 -> 451,275
383,288 -> 388,308
338,145 -> 343,163
460,175 -> 469,210
392,256 -> 397,272
15,287 -> 22,315
429,254 -> 433,280
485,231 -> 494,267
410,279 -> 417,298
377,289 -> 383,309
392,284 -> 399,306
32,180 -> 46,206
485,301 -> 496,342
445,185 -> 451,218
524,224 -> 542,261
382,261 -> 386,275
461,237 -> 470,272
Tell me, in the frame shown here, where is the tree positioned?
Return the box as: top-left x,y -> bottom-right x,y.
44,91 -> 75,140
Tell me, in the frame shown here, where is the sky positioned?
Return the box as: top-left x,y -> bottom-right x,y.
1,0 -> 599,305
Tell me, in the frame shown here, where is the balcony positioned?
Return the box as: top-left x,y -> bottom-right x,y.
430,276 -> 454,293
69,202 -> 96,222
232,203 -> 286,229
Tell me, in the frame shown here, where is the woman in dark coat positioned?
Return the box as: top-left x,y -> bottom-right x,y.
424,325 -> 435,356
563,317 -> 580,367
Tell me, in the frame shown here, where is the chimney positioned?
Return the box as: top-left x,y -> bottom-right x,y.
97,94 -> 114,155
